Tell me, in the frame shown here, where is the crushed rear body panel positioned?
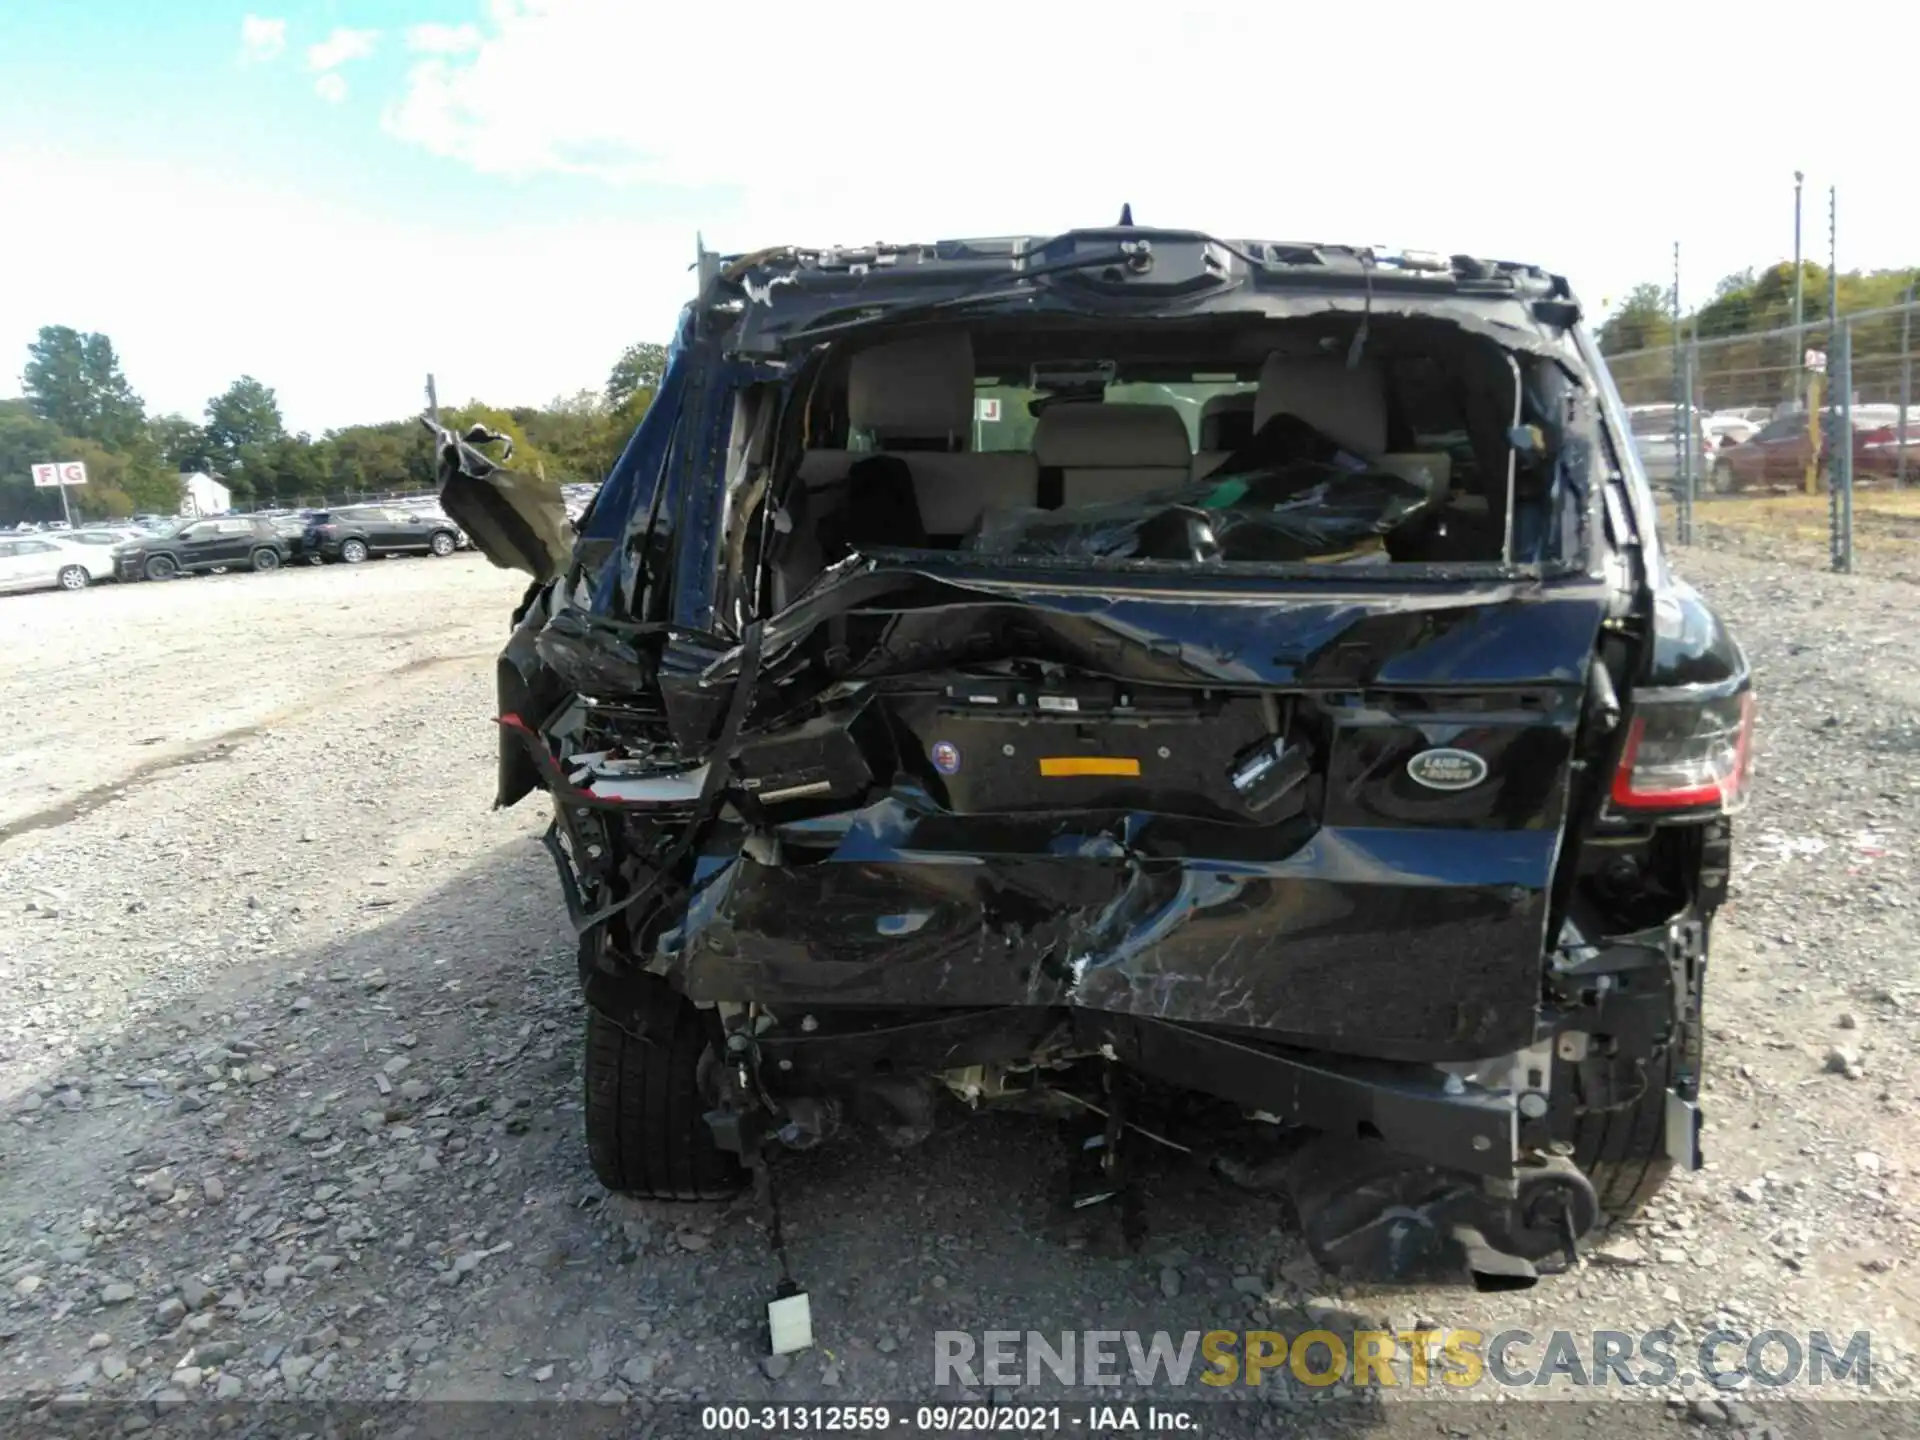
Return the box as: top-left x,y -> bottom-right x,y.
446,227 -> 1750,1286
652,572 -> 1610,1059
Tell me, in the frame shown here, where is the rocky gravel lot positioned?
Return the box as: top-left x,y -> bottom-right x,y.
1,546 -> 1916,1438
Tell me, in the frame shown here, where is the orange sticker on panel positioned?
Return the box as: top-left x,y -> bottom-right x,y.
1038,756 -> 1141,778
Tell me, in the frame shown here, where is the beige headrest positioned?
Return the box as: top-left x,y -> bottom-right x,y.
1251,353 -> 1389,457
1032,403 -> 1192,469
847,332 -> 975,440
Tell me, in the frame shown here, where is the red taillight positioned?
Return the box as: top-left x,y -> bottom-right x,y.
1610,690 -> 1755,814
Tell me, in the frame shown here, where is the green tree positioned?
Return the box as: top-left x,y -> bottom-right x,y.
0,398 -> 76,524
0,397 -> 179,524
325,420 -> 434,493
22,326 -> 149,448
60,437 -> 139,518
150,414 -> 209,473
204,376 -> 286,487
1711,268 -> 1757,300
606,341 -> 668,411
512,389 -> 627,483
115,454 -> 184,516
1595,283 -> 1675,355
238,434 -> 331,505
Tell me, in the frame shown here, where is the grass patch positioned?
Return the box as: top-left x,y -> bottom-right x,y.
1690,489 -> 1920,553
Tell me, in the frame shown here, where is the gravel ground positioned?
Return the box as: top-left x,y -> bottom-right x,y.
1,546 -> 1915,1438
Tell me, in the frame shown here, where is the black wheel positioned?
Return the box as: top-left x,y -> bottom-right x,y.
56,565 -> 90,591
1706,461 -> 1739,495
341,538 -> 369,564
583,983 -> 743,1200
143,554 -> 178,581
1570,952 -> 1704,1227
429,530 -> 457,557
250,547 -> 281,573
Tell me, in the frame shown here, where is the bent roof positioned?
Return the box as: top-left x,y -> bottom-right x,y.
703,228 -> 1585,361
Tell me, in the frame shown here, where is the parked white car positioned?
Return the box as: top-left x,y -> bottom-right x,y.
62,526 -> 146,550
1625,403 -> 1711,488
1704,411 -> 1760,449
0,534 -> 116,593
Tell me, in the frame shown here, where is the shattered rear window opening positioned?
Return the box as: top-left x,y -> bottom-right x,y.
746,310 -> 1600,610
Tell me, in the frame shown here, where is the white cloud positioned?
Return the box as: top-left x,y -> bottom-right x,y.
307,27 -> 380,72
379,0 -> 1917,317
237,14 -> 286,66
0,145 -> 694,434
314,73 -> 349,104
15,4 -> 1915,438
406,22 -> 482,54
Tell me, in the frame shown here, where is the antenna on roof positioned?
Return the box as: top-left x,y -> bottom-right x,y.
1117,203 -> 1134,227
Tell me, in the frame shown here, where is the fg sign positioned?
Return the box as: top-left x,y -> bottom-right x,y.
31,461 -> 89,488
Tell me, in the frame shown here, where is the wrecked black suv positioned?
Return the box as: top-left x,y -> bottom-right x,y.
434,228 -> 1753,1288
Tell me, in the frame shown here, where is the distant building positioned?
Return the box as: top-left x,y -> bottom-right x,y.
179,471 -> 232,517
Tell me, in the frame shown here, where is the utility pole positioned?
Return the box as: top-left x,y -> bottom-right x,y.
1671,241 -> 1691,540
1792,170 -> 1805,408
1834,320 -> 1854,573
1827,187 -> 1843,506
1900,278 -> 1913,489
1827,186 -> 1840,423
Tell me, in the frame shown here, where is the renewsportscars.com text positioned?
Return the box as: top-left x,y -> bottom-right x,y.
934,1328 -> 1872,1391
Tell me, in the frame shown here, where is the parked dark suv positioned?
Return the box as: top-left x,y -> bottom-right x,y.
305,506 -> 461,564
112,516 -> 290,580
434,229 -> 1753,1289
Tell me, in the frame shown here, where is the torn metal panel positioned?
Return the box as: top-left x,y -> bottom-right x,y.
427,421 -> 573,583
665,796 -> 1562,1062
696,562 -> 1612,694
582,311 -> 694,611
1089,1021 -> 1520,1178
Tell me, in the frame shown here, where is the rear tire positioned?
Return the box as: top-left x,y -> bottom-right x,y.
582,986 -> 743,1200
341,539 -> 369,564
57,565 -> 90,591
1706,461 -> 1739,495
1572,957 -> 1703,1227
250,547 -> 281,573
143,554 -> 178,581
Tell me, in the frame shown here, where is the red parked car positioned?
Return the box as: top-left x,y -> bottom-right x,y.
1709,406 -> 1919,492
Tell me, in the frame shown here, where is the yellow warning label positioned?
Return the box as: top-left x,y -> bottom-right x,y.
1038,756 -> 1141,778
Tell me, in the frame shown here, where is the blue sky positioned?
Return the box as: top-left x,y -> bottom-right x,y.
2,1 -> 1912,434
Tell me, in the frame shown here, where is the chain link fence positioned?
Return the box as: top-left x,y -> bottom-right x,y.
232,489 -> 443,514
1603,300 -> 1920,580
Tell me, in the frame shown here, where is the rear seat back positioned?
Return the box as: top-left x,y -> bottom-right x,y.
1032,402 -> 1191,507
792,332 -> 1039,543
1251,353 -> 1389,457
848,332 -> 973,451
1193,391 -> 1255,480
796,450 -> 1038,536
